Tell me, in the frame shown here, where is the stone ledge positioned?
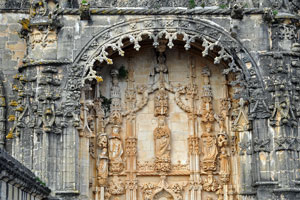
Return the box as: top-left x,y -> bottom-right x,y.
59,7 -> 264,16
0,148 -> 51,197
19,59 -> 72,71
273,188 -> 300,193
253,181 -> 279,186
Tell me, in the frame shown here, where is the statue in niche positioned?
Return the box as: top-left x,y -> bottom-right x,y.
202,124 -> 218,171
97,133 -> 108,186
109,125 -> 124,173
219,147 -> 230,183
150,40 -> 169,87
154,87 -> 169,117
215,98 -> 230,134
110,69 -> 122,125
154,116 -> 171,172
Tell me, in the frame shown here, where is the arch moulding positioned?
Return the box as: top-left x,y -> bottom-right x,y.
69,16 -> 264,96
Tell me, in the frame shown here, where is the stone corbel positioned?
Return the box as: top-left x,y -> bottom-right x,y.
79,1 -> 91,20
230,4 -> 244,20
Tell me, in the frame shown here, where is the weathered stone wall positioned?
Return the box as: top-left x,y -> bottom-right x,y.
0,13 -> 28,153
0,0 -> 299,200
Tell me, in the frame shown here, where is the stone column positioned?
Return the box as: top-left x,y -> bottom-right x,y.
0,80 -> 6,149
124,59 -> 138,200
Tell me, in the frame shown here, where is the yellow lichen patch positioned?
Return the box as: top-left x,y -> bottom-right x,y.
96,76 -> 103,83
18,91 -> 24,97
18,18 -> 30,31
12,85 -> 19,91
45,108 -> 52,114
13,74 -> 20,79
9,100 -> 18,107
19,76 -> 27,82
6,131 -> 13,139
15,106 -> 24,112
106,59 -> 113,65
8,115 -> 16,122
91,9 -> 97,14
0,97 -> 5,106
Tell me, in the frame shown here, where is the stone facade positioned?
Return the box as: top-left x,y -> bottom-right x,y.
0,0 -> 300,200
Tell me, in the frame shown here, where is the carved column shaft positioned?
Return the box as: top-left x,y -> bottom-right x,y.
0,81 -> 5,149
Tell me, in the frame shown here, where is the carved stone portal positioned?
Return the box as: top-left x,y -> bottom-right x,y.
79,34 -> 240,200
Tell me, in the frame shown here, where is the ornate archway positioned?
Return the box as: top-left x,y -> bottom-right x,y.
69,17 -> 262,200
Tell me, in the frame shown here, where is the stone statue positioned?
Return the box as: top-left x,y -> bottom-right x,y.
219,147 -> 230,179
219,147 -> 230,184
154,116 -> 171,172
202,124 -> 218,171
154,116 -> 171,160
150,40 -> 169,87
109,125 -> 124,173
97,133 -> 108,186
109,125 -> 123,162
